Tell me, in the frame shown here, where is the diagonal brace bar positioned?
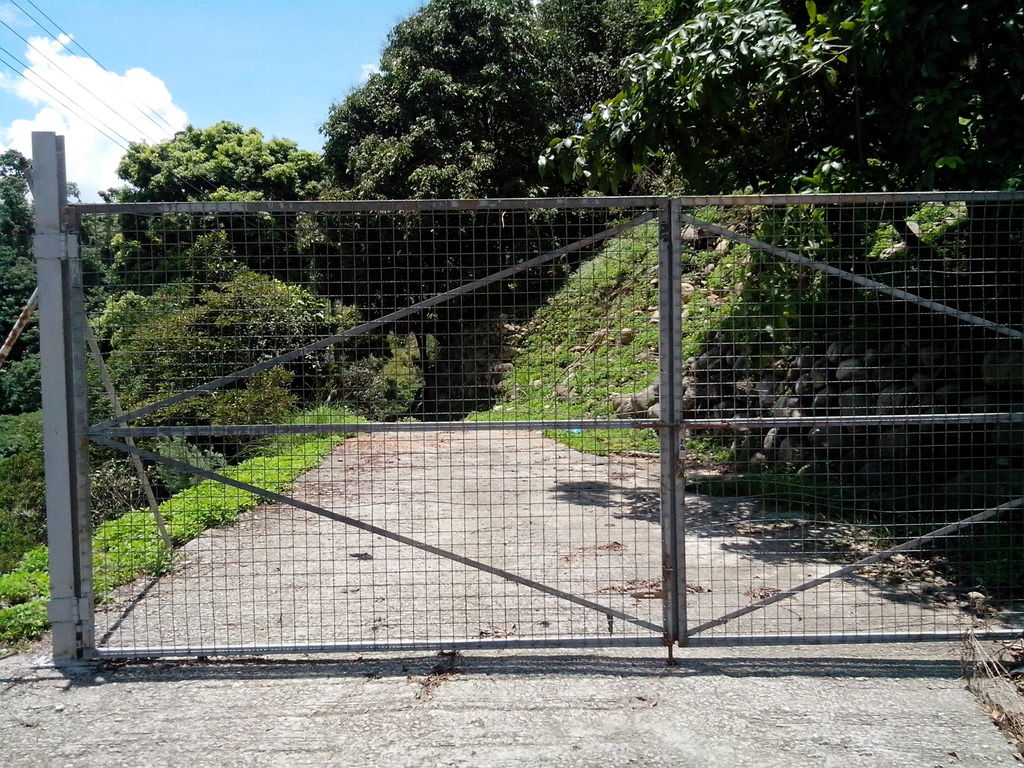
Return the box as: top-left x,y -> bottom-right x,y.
680,214 -> 1024,342
92,435 -> 664,635
85,325 -> 172,549
92,212 -> 657,431
687,496 -> 1024,637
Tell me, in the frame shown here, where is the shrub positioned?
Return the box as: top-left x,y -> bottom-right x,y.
89,459 -> 149,524
95,266 -> 353,454
0,354 -> 41,415
327,333 -> 425,420
151,437 -> 228,495
0,570 -> 48,608
0,599 -> 47,645
0,411 -> 45,571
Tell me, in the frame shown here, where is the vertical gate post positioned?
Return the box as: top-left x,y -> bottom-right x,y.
32,132 -> 95,665
658,198 -> 687,646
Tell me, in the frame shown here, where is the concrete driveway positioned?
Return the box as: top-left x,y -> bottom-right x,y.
0,640 -> 1017,767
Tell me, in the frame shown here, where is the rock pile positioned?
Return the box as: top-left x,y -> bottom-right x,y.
613,338 -> 1023,495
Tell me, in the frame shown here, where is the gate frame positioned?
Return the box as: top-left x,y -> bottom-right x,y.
34,132 -> 679,663
32,131 -> 1024,664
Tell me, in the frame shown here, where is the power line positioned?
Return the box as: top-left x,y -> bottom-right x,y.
0,9 -> 214,199
8,0 -> 177,133
2,2 -> 227,200
19,0 -> 107,68
0,16 -> 167,146
0,44 -> 131,150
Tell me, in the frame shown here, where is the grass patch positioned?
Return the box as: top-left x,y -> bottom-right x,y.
468,222 -> 661,454
0,405 -> 360,651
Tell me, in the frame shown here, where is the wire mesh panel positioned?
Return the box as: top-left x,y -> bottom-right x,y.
59,192 -> 1024,658
75,199 -> 669,655
674,193 -> 1024,644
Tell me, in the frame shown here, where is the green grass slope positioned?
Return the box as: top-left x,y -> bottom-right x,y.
0,405 -> 361,649
470,221 -> 662,454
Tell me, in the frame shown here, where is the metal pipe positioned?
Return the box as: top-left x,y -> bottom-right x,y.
684,630 -> 1023,647
68,190 -> 1023,217
0,286 -> 38,369
71,196 -> 668,215
96,634 -> 666,658
92,418 -> 658,439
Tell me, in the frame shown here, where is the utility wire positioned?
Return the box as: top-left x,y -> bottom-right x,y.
20,0 -> 108,69
0,20 -> 213,199
2,2 -> 228,199
0,16 -> 167,145
8,0 -> 177,133
0,43 -> 130,150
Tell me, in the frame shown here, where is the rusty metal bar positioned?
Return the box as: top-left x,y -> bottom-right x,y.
0,286 -> 38,369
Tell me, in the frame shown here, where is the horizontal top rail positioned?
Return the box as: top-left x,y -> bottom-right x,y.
674,190 -> 1023,206
68,196 -> 665,215
68,191 -> 1022,216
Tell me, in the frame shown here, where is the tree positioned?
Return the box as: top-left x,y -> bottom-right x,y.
536,0 -> 654,136
545,0 -> 1024,193
100,123 -> 327,289
0,150 -> 40,415
322,0 -> 554,199
110,121 -> 324,202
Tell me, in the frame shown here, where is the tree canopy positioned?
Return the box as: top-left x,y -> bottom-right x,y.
545,0 -> 1024,193
321,0 -> 558,199
111,121 -> 325,202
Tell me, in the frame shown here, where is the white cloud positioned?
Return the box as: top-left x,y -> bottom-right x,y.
0,34 -> 188,200
0,3 -> 30,27
359,62 -> 380,82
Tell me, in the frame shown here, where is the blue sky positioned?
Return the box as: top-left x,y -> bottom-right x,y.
0,0 -> 424,197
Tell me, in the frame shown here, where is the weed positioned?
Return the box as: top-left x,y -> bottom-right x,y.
0,405 -> 360,650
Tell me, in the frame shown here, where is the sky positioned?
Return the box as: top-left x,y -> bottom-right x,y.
0,0 -> 424,199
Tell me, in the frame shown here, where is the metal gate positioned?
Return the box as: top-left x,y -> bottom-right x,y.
32,132 -> 1024,664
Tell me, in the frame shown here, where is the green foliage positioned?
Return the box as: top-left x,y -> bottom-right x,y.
151,438 -> 228,495
91,419 -> 347,596
88,459 -> 150,526
471,223 -> 662,454
0,599 -> 47,646
0,411 -> 45,573
536,0 -> 655,134
547,0 -> 1024,192
16,546 -> 47,573
0,355 -> 41,415
96,265 -> 347,450
112,121 -> 324,202
322,0 -> 555,198
328,333 -> 426,421
0,570 -> 48,608
0,406 -> 359,648
0,149 -> 39,416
